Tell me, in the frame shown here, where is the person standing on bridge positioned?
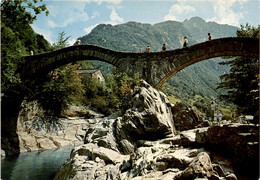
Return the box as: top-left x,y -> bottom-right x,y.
146,45 -> 151,52
76,38 -> 82,45
183,37 -> 189,48
162,43 -> 167,51
208,33 -> 212,40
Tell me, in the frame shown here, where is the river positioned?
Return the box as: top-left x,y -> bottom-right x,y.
1,146 -> 76,180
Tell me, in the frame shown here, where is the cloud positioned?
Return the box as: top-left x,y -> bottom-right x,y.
68,38 -> 77,46
83,8 -> 123,35
47,20 -> 56,28
84,24 -> 99,34
164,0 -> 249,26
110,9 -> 124,23
206,0 -> 247,26
164,14 -> 177,21
47,2 -> 89,28
31,24 -> 55,44
164,2 -> 195,21
91,11 -> 100,19
171,4 -> 195,15
93,0 -> 123,5
52,0 -> 123,4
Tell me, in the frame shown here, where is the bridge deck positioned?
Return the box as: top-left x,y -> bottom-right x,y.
21,37 -> 259,88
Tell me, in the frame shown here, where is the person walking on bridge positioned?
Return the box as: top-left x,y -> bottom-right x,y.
183,37 -> 189,48
161,43 -> 167,51
76,39 -> 82,45
146,45 -> 151,52
208,33 -> 212,40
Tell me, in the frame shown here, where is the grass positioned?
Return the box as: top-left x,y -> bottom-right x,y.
168,94 -> 233,120
168,95 -> 182,104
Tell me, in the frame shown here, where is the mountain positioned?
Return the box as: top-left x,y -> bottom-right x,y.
183,17 -> 239,42
78,17 -> 239,98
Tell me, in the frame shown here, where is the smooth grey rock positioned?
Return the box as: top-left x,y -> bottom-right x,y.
176,152 -> 215,179
116,81 -> 176,154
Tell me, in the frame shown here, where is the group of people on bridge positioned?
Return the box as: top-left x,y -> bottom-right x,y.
145,33 -> 212,53
28,33 -> 213,56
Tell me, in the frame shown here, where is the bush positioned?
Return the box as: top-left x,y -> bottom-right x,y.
36,64 -> 85,116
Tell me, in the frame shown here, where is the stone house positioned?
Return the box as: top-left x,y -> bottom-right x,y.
214,109 -> 223,121
77,69 -> 105,83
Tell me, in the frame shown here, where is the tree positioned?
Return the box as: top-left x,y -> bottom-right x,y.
1,0 -> 50,98
217,24 -> 259,121
35,32 -> 85,116
52,31 -> 71,49
36,64 -> 85,116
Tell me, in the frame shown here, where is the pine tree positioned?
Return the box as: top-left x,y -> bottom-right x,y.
217,24 -> 259,121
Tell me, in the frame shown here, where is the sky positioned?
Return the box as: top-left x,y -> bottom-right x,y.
32,0 -> 260,45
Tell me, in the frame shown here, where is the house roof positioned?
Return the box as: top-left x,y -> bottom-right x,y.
76,69 -> 100,74
214,109 -> 223,114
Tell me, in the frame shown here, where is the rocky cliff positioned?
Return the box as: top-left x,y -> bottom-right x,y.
15,101 -> 102,153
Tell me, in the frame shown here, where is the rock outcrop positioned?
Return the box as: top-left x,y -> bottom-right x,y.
54,80 -> 240,180
171,102 -> 200,131
115,80 -> 176,154
16,101 -> 100,153
196,123 -> 259,178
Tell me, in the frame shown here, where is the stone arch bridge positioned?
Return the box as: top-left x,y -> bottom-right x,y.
21,37 -> 259,88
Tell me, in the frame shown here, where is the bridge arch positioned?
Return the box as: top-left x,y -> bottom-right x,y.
20,45 -> 125,80
21,37 -> 259,88
153,37 -> 259,88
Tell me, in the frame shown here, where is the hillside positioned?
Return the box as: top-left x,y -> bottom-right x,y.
78,17 -> 238,98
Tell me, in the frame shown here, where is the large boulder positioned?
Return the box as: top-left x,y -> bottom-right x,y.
54,143 -> 129,180
115,80 -> 176,154
175,152 -> 215,179
84,113 -> 120,153
171,102 -> 200,131
196,123 -> 259,178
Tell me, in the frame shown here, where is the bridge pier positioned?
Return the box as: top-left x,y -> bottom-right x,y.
122,58 -> 176,88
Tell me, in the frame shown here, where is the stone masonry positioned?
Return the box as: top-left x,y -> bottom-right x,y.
21,37 -> 259,88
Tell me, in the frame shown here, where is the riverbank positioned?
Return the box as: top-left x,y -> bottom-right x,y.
2,80 -> 258,180
15,101 -> 104,154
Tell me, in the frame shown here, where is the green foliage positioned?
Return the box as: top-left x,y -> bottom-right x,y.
52,31 -> 71,49
1,0 -> 48,28
217,24 -> 259,120
193,100 -> 211,116
32,31 -> 87,115
78,61 -> 94,70
36,64 -> 85,116
1,23 -> 23,94
1,0 -> 50,98
80,70 -> 138,115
